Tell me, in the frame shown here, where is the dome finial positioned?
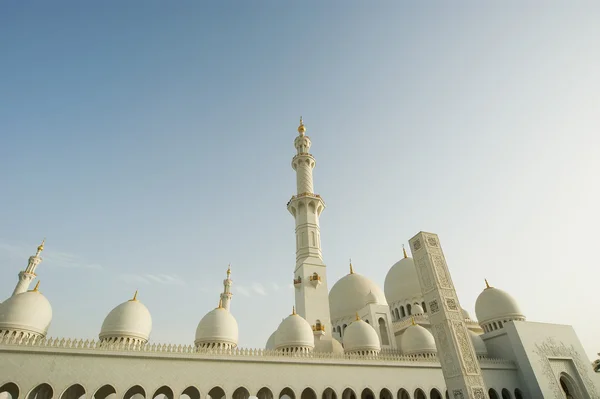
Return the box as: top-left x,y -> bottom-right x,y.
485,279 -> 491,289
32,280 -> 40,292
292,306 -> 296,315
355,312 -> 360,321
36,238 -> 45,255
227,263 -> 231,277
298,116 -> 306,135
130,290 -> 138,301
411,316 -> 416,326
349,258 -> 354,274
402,244 -> 407,258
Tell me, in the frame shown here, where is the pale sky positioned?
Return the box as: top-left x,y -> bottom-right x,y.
1,3 -> 599,360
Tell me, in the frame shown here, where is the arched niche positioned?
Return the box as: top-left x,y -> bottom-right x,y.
413,389 -> 426,399
501,389 -> 511,399
379,389 -> 392,399
360,389 -> 374,399
60,384 -> 85,399
93,385 -> 117,399
233,388 -> 250,399
488,389 -> 499,399
342,389 -> 356,399
513,389 -> 523,399
322,388 -> 337,399
430,389 -> 442,399
124,385 -> 146,399
180,387 -> 201,399
279,388 -> 295,399
396,389 -> 409,399
300,389 -> 316,399
257,388 -> 273,399
208,387 -> 226,399
0,383 -> 19,399
28,383 -> 54,399
154,387 -> 174,399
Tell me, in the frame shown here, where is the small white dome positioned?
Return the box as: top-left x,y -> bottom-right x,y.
275,311 -> 314,351
343,318 -> 381,353
400,324 -> 437,355
475,283 -> 525,325
99,295 -> 152,343
314,336 -> 345,354
0,289 -> 52,336
461,308 -> 471,320
469,330 -> 487,356
329,271 -> 387,321
384,256 -> 422,305
195,306 -> 238,348
265,330 -> 277,350
411,303 -> 424,314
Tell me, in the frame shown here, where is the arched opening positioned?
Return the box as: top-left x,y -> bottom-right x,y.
407,304 -> 412,315
233,388 -> 250,399
394,309 -> 399,320
322,388 -> 337,399
124,386 -> 145,399
257,389 -> 273,399
400,306 -> 406,318
279,388 -> 295,399
342,389 -> 356,399
493,322 -> 498,330
181,387 -> 201,399
377,318 -> 390,345
208,388 -> 226,399
413,389 -> 425,399
422,302 -> 427,312
379,389 -> 392,399
154,386 -> 174,399
445,391 -> 449,399
430,389 -> 442,399
28,384 -> 54,399
488,389 -> 499,399
301,388 -> 316,399
0,383 -> 19,399
513,389 -> 523,399
396,389 -> 409,399
360,389 -> 374,399
61,384 -> 86,399
93,385 -> 116,399
500,389 -> 511,399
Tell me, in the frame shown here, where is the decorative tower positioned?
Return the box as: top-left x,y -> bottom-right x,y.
287,118 -> 332,334
220,264 -> 233,311
12,239 -> 45,296
409,232 -> 488,399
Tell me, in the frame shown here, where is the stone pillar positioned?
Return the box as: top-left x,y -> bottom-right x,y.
409,231 -> 488,399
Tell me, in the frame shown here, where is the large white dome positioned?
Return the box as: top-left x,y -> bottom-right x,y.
0,288 -> 52,336
475,283 -> 525,325
195,305 -> 238,348
265,330 -> 277,350
274,310 -> 314,351
384,256 -> 422,305
329,271 -> 387,321
343,318 -> 381,354
400,324 -> 437,355
99,293 -> 152,343
314,336 -> 345,354
469,330 -> 488,356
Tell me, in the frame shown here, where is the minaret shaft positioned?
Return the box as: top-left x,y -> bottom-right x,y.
220,266 -> 232,311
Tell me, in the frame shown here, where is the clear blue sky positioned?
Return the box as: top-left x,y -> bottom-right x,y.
1,2 -> 599,359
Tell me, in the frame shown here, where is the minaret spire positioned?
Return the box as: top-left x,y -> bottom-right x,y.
220,264 -> 233,311
12,239 -> 46,296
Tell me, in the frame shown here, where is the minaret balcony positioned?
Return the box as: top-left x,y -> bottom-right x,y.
312,323 -> 326,336
309,273 -> 322,288
293,277 -> 302,288
287,193 -> 326,216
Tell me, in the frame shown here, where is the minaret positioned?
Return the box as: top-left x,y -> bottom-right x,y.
220,264 -> 233,311
12,239 -> 45,296
287,118 -> 332,334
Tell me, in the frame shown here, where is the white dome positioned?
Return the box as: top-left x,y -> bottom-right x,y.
384,256 -> 422,305
195,306 -> 238,348
475,284 -> 525,325
275,311 -> 314,351
461,308 -> 471,320
314,336 -> 345,354
0,290 -> 52,336
411,303 -> 424,314
343,318 -> 381,353
469,330 -> 487,356
265,330 -> 277,350
400,324 -> 437,355
329,272 -> 387,321
99,295 -> 152,343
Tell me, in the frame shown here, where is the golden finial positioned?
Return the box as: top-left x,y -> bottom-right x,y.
292,306 -> 297,315
227,263 -> 231,277
32,280 -> 40,292
37,238 -> 46,254
403,244 -> 408,259
349,258 -> 354,274
411,316 -> 416,326
355,312 -> 360,321
130,290 -> 138,301
218,298 -> 223,309
485,279 -> 491,289
298,116 -> 306,135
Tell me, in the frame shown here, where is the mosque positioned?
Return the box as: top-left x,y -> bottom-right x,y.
1,119 -> 599,399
